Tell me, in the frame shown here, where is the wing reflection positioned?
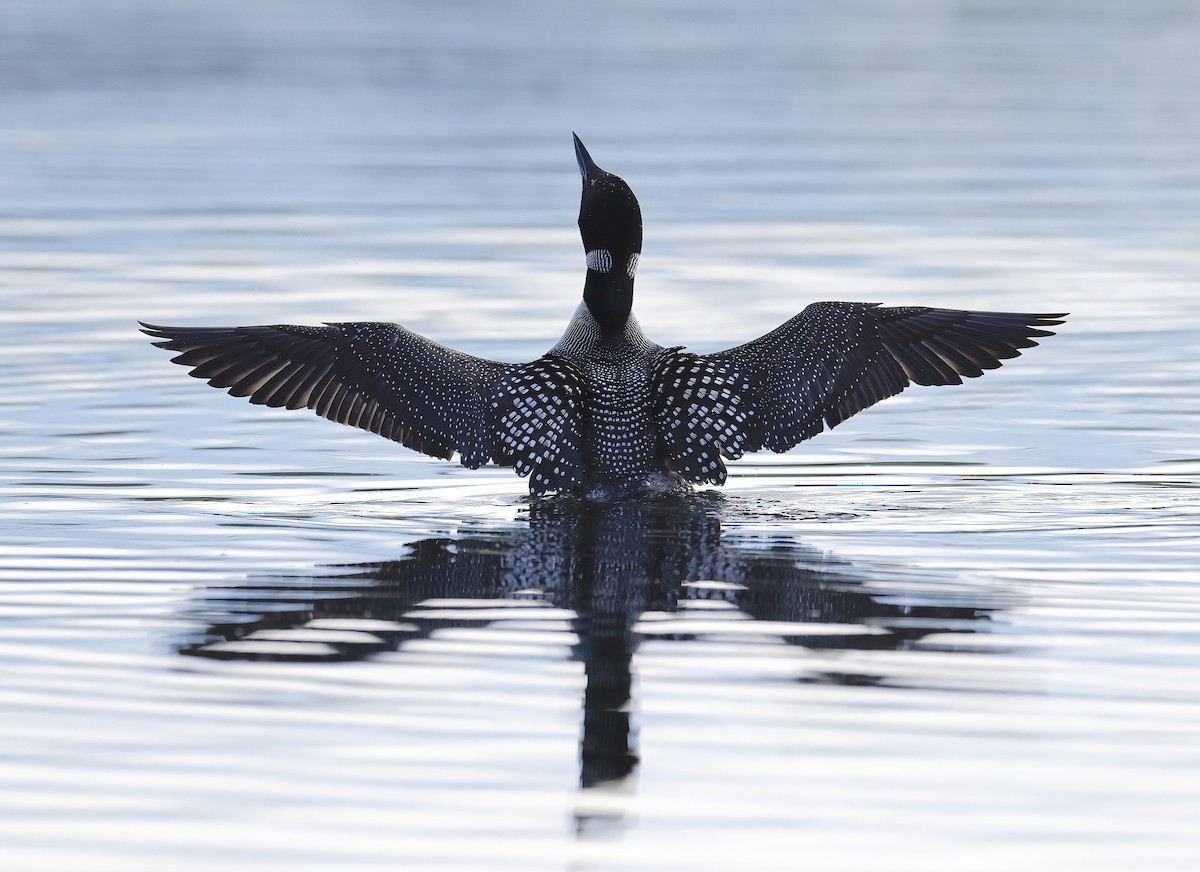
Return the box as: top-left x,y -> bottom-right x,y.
177,495 -> 997,798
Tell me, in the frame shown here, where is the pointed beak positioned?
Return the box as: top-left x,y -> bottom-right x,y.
573,133 -> 603,183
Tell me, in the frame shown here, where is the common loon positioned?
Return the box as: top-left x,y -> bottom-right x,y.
143,135 -> 1064,499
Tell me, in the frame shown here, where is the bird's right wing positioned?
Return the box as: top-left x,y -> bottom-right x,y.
652,302 -> 1065,479
701,302 -> 1064,455
141,321 -> 504,467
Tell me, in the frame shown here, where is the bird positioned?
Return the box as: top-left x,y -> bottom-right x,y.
142,135 -> 1065,501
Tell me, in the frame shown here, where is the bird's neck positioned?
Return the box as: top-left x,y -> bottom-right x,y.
583,270 -> 635,343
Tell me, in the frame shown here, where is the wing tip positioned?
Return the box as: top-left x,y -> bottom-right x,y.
1028,312 -> 1068,332
140,322 -> 183,350
139,321 -> 173,340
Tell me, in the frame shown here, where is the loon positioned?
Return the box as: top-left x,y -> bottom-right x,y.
142,135 -> 1064,500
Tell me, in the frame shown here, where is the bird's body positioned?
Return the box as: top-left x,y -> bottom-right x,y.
547,305 -> 665,495
144,137 -> 1064,500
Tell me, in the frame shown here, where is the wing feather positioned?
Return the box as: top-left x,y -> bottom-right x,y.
707,303 -> 1064,453
651,349 -> 754,484
486,355 -> 587,496
143,321 -> 593,494
141,321 -> 504,467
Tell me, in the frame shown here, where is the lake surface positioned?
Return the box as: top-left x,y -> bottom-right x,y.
2,1 -> 1199,869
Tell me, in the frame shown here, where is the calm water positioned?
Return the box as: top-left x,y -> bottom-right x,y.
2,1 -> 1199,869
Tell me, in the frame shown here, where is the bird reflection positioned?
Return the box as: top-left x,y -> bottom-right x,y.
178,495 -> 995,806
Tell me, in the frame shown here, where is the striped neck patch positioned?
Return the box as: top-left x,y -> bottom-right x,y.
585,249 -> 613,273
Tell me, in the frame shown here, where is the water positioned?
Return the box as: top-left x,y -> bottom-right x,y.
2,1 -> 1199,868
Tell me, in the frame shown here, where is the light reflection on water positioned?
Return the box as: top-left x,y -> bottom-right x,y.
3,0 -> 1200,869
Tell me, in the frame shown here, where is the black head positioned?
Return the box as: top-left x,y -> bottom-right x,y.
574,134 -> 642,338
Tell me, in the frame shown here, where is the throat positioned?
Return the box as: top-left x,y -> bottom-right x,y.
583,274 -> 634,341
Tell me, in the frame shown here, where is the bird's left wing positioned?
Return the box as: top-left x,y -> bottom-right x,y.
141,321 -> 504,467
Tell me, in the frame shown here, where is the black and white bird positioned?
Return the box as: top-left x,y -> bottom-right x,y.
143,135 -> 1064,500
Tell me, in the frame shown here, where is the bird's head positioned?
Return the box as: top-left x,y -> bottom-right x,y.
574,134 -> 642,338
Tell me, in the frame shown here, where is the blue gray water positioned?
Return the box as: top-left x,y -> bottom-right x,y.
2,1 -> 1199,869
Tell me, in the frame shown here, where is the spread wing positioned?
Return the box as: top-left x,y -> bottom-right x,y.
703,302 -> 1065,454
487,355 -> 588,496
141,321 -> 503,467
142,321 -> 592,493
651,349 -> 754,486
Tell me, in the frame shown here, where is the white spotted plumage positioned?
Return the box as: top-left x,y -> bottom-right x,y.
488,356 -> 586,495
652,349 -> 753,484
